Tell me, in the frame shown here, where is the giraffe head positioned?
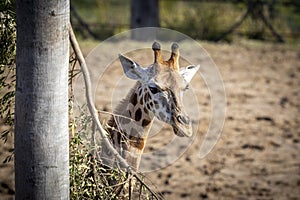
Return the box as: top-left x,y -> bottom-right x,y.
119,42 -> 200,137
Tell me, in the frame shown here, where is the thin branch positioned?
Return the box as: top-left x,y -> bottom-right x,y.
133,174 -> 164,200
98,110 -> 137,122
215,8 -> 250,41
128,173 -> 132,200
258,11 -> 284,43
69,23 -> 164,200
69,23 -> 131,171
216,0 -> 285,43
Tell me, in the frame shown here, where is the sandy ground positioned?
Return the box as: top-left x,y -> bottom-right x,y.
0,39 -> 299,199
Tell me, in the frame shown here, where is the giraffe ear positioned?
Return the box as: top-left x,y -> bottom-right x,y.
119,54 -> 148,81
180,65 -> 200,84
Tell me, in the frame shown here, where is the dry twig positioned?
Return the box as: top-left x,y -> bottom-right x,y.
69,23 -> 163,200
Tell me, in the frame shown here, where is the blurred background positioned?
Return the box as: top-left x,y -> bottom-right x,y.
71,0 -> 299,44
1,0 -> 300,199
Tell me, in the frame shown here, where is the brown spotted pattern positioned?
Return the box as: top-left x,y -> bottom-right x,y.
106,82 -> 154,170
104,42 -> 193,171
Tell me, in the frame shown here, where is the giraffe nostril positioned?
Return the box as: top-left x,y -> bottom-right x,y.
177,115 -> 190,125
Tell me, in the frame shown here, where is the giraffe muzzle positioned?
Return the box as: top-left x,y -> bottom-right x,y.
177,115 -> 190,125
172,114 -> 192,137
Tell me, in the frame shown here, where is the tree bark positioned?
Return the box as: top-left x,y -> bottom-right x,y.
15,0 -> 69,199
130,0 -> 160,41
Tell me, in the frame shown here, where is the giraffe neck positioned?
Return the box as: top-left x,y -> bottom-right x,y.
106,82 -> 153,170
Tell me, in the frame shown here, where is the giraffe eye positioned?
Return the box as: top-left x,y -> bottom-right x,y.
149,86 -> 160,94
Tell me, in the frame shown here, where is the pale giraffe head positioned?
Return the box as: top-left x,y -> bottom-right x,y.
119,42 -> 200,137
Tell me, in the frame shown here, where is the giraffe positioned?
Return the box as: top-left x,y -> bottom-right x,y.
101,41 -> 200,171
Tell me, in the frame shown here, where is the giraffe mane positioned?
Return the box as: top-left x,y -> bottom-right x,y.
110,82 -> 141,117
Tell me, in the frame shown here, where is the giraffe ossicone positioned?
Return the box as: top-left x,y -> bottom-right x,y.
102,42 -> 200,170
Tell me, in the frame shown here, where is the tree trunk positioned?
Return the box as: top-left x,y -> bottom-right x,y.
15,0 -> 69,199
130,0 -> 159,41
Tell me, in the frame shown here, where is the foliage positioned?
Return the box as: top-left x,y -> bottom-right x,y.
69,126 -> 128,199
69,131 -> 164,199
69,113 -> 126,199
160,2 -> 236,42
0,0 -> 16,143
71,0 -> 129,39
68,84 -> 163,199
71,0 -> 300,43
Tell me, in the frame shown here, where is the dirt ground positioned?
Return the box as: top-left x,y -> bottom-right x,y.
0,39 -> 299,199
